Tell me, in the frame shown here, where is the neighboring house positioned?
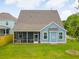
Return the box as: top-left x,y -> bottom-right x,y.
13,10 -> 67,44
0,13 -> 16,36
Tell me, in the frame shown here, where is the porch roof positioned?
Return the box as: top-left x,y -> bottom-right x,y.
13,24 -> 46,31
0,25 -> 9,29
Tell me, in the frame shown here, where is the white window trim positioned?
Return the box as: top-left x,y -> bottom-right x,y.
43,32 -> 48,40
59,32 -> 63,40
33,33 -> 39,42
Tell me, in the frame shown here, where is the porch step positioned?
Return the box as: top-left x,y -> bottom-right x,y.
34,41 -> 38,43
16,40 -> 21,43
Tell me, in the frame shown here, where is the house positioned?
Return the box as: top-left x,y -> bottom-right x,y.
13,10 -> 67,43
0,13 -> 16,36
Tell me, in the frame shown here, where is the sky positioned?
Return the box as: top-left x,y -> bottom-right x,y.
0,0 -> 79,20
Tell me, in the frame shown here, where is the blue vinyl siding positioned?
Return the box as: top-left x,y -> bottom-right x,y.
40,23 -> 66,43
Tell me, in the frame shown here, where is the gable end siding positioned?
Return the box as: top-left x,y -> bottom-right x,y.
40,22 -> 66,43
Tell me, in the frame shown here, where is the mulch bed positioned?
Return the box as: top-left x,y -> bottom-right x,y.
66,49 -> 79,56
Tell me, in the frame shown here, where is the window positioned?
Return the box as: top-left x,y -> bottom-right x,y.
44,32 -> 47,39
6,29 -> 9,34
59,32 -> 63,39
6,22 -> 8,25
23,32 -> 27,39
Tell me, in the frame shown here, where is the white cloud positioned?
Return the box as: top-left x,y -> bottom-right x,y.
4,0 -> 78,20
5,0 -> 68,9
5,0 -> 17,4
46,0 -> 66,7
16,0 -> 39,9
60,10 -> 76,20
0,10 -> 18,18
5,0 -> 40,9
73,0 -> 79,9
60,0 -> 79,20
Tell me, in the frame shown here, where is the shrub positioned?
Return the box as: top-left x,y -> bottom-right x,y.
0,35 -> 13,46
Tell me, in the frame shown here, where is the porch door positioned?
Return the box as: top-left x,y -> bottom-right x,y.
50,32 -> 57,42
33,33 -> 39,43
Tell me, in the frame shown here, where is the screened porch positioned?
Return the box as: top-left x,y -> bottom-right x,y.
14,32 -> 40,43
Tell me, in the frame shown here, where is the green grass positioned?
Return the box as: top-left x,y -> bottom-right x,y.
0,39 -> 79,59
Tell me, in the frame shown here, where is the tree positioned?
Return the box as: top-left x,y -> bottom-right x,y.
64,13 -> 79,38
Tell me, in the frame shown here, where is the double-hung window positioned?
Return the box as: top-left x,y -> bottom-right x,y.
59,32 -> 63,39
44,32 -> 47,39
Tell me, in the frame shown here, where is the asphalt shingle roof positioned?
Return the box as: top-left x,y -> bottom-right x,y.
0,13 -> 16,20
14,10 -> 63,31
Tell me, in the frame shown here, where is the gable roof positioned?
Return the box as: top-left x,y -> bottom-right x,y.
0,13 -> 16,20
14,10 -> 64,31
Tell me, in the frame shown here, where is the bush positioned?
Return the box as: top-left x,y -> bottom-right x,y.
0,35 -> 13,46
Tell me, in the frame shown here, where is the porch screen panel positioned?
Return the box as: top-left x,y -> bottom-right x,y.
23,32 -> 27,39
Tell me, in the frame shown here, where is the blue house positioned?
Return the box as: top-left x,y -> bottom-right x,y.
13,10 -> 67,43
0,13 -> 16,36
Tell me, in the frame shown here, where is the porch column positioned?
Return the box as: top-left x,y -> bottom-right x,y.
13,32 -> 15,44
27,32 -> 28,43
0,29 -> 1,36
5,29 -> 6,35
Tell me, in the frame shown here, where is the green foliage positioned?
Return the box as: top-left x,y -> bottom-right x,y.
62,20 -> 66,26
64,13 -> 79,38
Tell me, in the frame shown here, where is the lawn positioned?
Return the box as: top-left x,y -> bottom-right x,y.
0,39 -> 79,59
